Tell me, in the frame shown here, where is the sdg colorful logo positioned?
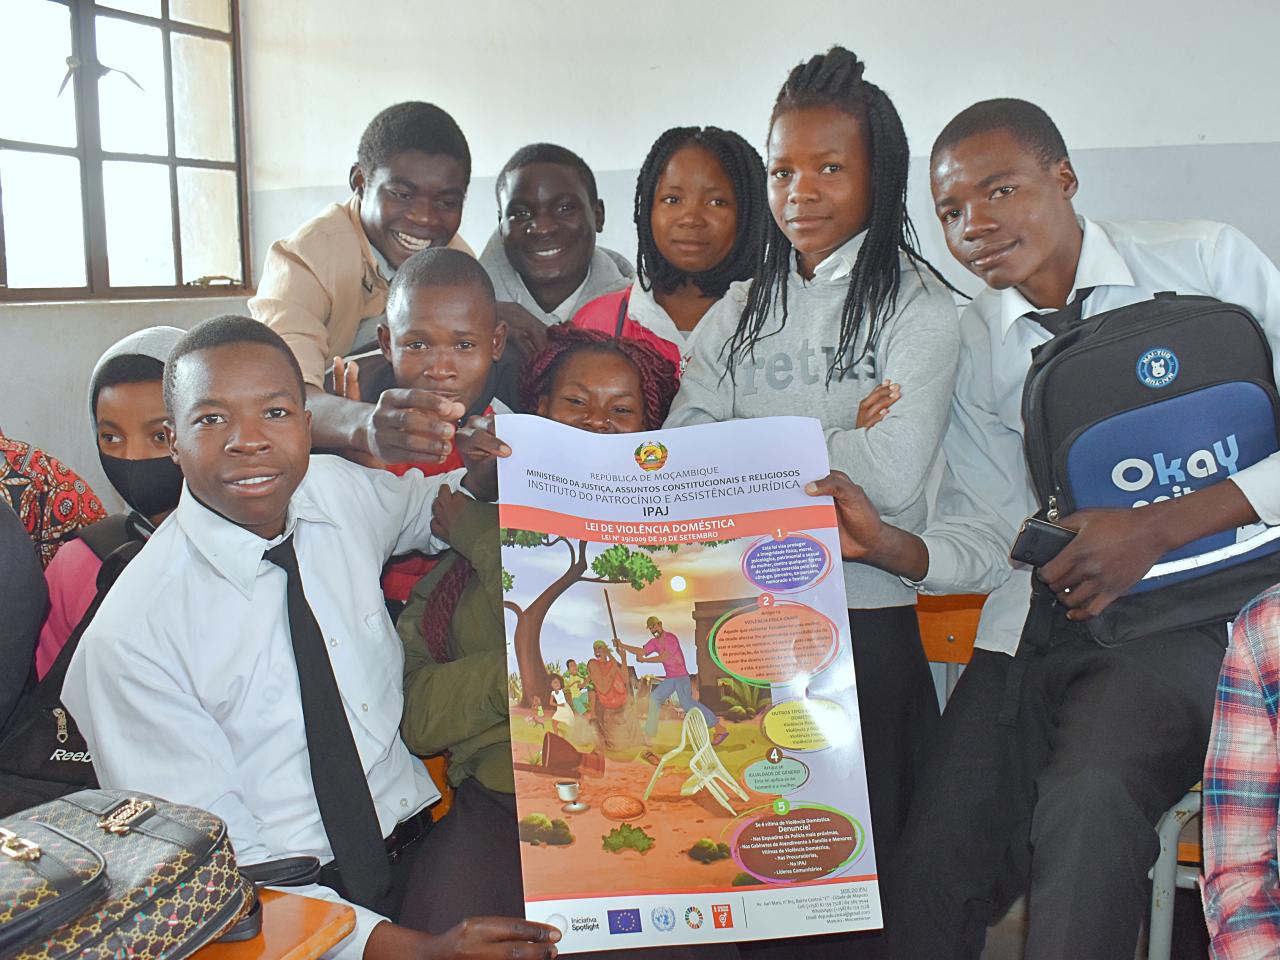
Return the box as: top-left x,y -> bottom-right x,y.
650,907 -> 677,932
1136,347 -> 1179,388
634,440 -> 669,472
684,907 -> 704,929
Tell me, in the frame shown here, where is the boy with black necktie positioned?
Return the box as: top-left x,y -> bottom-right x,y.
63,316 -> 558,960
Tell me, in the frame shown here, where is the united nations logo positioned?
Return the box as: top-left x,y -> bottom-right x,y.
634,440 -> 669,472
684,906 -> 704,929
651,907 -> 677,932
1136,347 -> 1179,388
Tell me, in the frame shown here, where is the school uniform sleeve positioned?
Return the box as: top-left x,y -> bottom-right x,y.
822,286 -> 960,517
664,283 -> 747,427
916,308 -> 1031,595
1201,587 -> 1280,959
1201,225 -> 1280,526
398,501 -> 508,756
348,460 -> 469,560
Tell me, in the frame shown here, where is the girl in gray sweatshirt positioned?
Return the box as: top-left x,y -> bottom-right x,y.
665,46 -> 960,957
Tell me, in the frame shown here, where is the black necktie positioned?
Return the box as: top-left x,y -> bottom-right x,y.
1034,286 -> 1096,337
264,536 -> 390,909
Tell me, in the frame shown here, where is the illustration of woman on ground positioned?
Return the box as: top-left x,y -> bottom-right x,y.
615,616 -> 729,747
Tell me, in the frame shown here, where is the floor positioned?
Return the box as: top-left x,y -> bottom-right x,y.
979,892 -> 1210,960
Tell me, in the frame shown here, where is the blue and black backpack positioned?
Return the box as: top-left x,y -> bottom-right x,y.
1022,292 -> 1280,646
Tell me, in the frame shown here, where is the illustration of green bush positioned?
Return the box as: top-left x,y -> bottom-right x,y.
519,814 -> 573,846
717,677 -> 766,719
732,872 -> 764,886
508,672 -> 523,702
688,839 -> 731,863
602,823 -> 654,854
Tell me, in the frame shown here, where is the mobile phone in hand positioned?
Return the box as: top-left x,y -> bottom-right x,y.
1010,517 -> 1077,567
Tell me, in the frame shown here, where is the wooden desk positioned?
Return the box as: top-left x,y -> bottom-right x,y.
198,890 -> 356,960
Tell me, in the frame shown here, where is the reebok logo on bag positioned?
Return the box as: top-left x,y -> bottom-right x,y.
1022,292 -> 1280,646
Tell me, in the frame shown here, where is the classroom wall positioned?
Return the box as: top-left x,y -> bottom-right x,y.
241,0 -> 1280,293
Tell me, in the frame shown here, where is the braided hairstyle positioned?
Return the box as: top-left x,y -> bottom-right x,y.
726,46 -> 957,383
520,326 -> 679,430
634,126 -> 767,299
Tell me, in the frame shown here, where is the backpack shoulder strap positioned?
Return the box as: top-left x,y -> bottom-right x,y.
613,289 -> 632,339
77,513 -> 134,561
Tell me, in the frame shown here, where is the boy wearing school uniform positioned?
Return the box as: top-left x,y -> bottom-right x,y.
62,316 -> 558,960
251,102 -> 496,468
481,143 -> 634,328
807,99 -> 1280,960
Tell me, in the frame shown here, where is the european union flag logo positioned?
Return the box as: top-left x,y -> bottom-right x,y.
607,908 -> 642,934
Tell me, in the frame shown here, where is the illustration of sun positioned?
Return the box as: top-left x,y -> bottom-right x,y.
670,575 -> 687,592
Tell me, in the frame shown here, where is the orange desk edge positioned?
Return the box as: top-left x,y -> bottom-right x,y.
198,889 -> 356,960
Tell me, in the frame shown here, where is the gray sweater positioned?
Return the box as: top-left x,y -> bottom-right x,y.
478,227 -> 634,325
666,235 -> 960,608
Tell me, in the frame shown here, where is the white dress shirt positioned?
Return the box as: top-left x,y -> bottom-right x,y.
619,277 -> 708,369
63,455 -> 465,959
917,217 -> 1280,655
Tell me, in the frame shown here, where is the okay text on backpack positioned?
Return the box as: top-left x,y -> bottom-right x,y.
1022,292 -> 1280,646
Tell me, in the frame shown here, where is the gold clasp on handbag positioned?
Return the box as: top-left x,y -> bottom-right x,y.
0,827 -> 41,861
97,798 -> 155,835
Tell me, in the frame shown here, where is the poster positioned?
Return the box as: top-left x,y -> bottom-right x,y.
496,414 -> 880,953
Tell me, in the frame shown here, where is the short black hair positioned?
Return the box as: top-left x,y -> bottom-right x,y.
634,126 -> 766,299
164,316 -> 305,415
931,98 -> 1069,169
386,247 -> 497,323
92,355 -> 165,421
495,143 -> 598,209
357,102 -> 471,181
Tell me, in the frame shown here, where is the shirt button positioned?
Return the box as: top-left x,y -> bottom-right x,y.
329,638 -> 338,647
400,798 -> 409,808
361,703 -> 369,712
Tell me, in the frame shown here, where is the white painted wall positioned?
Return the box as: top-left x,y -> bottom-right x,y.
239,0 -> 1280,288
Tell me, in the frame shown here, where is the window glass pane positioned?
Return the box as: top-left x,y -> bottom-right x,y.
0,150 -> 87,289
177,167 -> 240,284
0,1 -> 78,147
171,34 -> 234,161
171,0 -> 231,33
97,1 -> 161,16
95,15 -> 167,156
102,160 -> 173,286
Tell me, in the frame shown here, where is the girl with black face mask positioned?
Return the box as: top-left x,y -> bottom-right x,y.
34,327 -> 186,679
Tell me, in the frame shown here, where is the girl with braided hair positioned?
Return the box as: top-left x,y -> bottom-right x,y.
667,45 -> 961,958
397,327 -> 738,958
571,126 -> 766,373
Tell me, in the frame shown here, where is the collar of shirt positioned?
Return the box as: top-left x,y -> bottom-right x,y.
997,216 -> 1136,341
549,273 -> 591,323
173,474 -> 339,600
368,238 -> 396,284
794,230 -> 868,284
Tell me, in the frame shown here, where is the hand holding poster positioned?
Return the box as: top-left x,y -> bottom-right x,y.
496,414 -> 880,953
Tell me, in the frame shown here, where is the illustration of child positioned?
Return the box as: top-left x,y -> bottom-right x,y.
525,695 -> 546,730
549,674 -> 575,735
564,658 -> 589,714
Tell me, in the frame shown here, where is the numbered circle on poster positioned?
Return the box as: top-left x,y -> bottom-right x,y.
742,533 -> 832,593
709,601 -> 840,685
742,755 -> 810,795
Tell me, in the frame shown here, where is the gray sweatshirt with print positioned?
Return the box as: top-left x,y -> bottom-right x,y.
666,245 -> 960,608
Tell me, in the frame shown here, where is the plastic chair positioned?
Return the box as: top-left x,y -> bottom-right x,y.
1147,788 -> 1201,960
643,709 -> 747,814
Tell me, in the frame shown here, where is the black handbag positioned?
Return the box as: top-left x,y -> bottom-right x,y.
0,789 -> 255,960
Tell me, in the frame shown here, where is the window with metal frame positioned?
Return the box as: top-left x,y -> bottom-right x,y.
0,0 -> 249,301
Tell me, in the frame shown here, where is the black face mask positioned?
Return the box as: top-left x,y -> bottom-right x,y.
98,453 -> 184,520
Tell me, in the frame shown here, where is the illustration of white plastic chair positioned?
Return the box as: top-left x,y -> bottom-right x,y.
642,710 -> 748,815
